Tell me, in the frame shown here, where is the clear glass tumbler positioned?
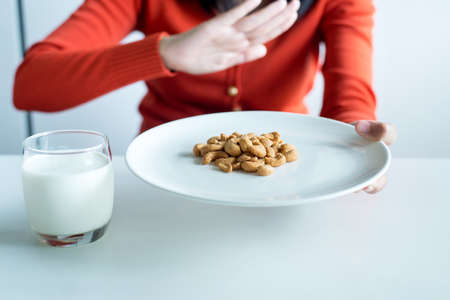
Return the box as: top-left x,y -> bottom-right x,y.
22,130 -> 114,247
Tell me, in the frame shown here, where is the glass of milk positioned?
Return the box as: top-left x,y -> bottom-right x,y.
22,130 -> 114,247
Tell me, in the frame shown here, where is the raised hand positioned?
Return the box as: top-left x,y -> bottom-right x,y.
159,0 -> 300,74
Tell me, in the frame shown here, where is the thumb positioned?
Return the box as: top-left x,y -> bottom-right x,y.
354,120 -> 397,145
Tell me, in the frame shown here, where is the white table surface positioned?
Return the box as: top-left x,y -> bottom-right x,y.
1,155 -> 449,300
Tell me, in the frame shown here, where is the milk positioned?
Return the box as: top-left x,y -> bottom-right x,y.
22,152 -> 114,235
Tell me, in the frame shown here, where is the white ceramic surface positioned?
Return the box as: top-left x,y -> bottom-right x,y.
2,156 -> 450,300
125,111 -> 391,206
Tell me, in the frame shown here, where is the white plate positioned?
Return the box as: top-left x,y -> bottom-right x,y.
125,111 -> 391,207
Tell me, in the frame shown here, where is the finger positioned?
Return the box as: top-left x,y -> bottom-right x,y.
214,0 -> 262,25
355,120 -> 398,146
221,39 -> 251,52
208,52 -> 241,72
246,0 -> 300,43
234,0 -> 288,32
211,45 -> 267,70
363,175 -> 387,194
243,44 -> 267,62
382,123 -> 397,145
250,6 -> 298,45
227,44 -> 267,67
214,32 -> 250,51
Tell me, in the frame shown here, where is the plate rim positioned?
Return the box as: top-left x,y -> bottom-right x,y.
125,111 -> 391,207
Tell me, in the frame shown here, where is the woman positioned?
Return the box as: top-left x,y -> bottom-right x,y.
13,0 -> 397,193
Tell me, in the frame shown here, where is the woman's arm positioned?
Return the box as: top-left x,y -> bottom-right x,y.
319,0 -> 376,123
13,0 -> 173,112
319,0 -> 399,194
14,0 -> 300,113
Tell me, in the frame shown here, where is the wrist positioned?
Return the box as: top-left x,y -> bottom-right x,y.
159,35 -> 176,72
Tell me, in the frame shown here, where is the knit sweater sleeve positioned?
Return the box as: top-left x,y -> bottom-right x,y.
13,0 -> 174,112
319,0 -> 377,123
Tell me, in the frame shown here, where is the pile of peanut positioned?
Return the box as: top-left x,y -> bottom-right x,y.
193,132 -> 298,176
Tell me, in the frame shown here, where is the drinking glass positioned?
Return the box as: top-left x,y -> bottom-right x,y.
22,130 -> 114,247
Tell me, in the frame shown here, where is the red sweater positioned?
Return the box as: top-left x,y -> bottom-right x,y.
13,0 -> 376,132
